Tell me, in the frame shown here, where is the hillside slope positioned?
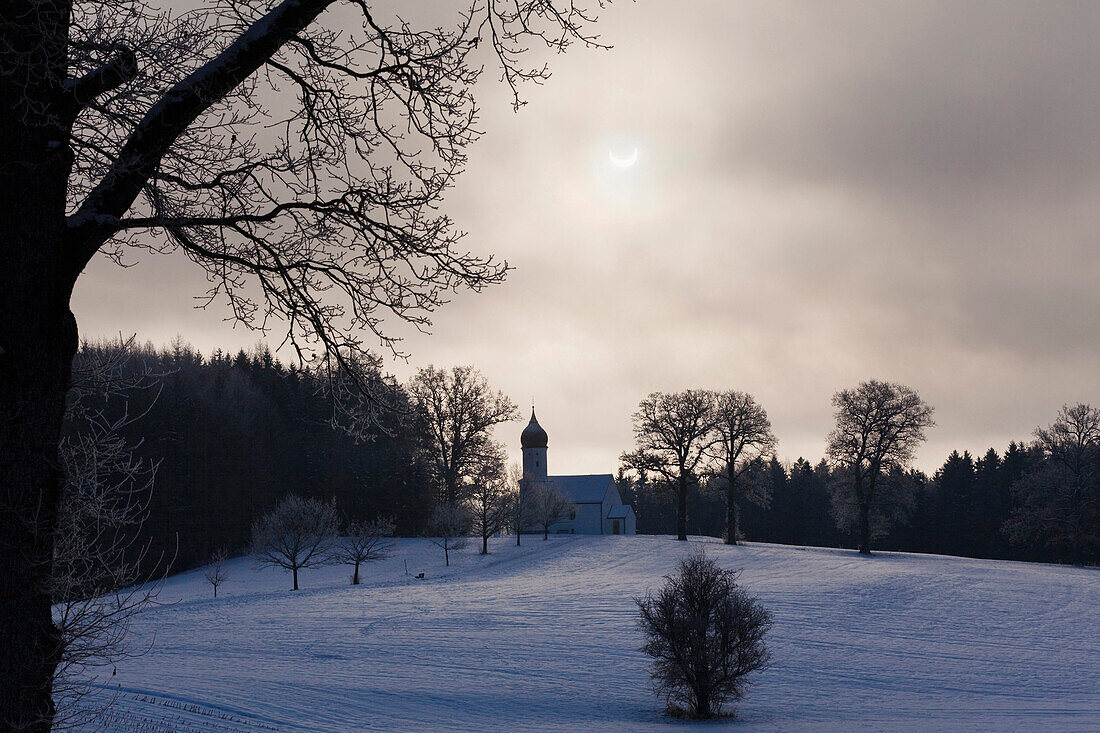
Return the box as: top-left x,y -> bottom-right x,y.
85,536 -> 1098,732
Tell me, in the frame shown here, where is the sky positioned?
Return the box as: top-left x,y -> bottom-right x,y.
72,1 -> 1100,475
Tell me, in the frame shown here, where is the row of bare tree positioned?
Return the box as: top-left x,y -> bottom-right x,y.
623,384 -> 1099,562
250,495 -> 395,590
247,478 -> 571,586
622,381 -> 935,554
623,390 -> 778,546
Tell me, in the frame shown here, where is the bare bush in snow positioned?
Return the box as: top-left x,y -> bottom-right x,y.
637,549 -> 772,720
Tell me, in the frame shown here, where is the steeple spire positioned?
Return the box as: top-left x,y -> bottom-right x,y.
521,408 -> 548,448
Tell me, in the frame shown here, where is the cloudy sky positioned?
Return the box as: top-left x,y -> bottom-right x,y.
73,1 -> 1100,474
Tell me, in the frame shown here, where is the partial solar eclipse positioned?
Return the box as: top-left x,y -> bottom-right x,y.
608,148 -> 638,167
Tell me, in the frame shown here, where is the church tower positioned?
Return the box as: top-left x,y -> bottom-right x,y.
521,409 -> 549,482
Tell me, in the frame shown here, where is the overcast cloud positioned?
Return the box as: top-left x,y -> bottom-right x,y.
73,1 -> 1100,473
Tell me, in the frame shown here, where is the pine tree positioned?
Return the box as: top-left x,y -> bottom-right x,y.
934,451 -> 976,556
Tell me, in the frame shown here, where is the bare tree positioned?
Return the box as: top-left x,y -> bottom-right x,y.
203,549 -> 230,598
637,549 -> 772,720
251,494 -> 339,590
466,447 -> 514,554
708,391 -> 777,546
50,338 -> 164,730
526,481 -> 574,540
622,390 -> 717,541
1004,404 -> 1100,563
826,380 -> 935,555
1,0 -> 605,725
427,502 -> 471,567
409,366 -> 519,506
334,516 -> 395,585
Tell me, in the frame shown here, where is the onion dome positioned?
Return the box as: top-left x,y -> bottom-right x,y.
520,409 -> 548,448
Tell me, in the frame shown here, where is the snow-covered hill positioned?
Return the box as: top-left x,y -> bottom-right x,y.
86,536 -> 1098,732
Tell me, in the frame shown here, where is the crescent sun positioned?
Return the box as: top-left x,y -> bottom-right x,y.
609,148 -> 638,167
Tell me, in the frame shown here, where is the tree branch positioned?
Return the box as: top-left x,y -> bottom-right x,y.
65,0 -> 339,276
64,47 -> 138,122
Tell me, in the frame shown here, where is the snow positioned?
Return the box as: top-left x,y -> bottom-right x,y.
85,536 -> 1099,732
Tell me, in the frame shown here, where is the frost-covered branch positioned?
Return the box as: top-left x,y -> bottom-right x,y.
49,337 -> 166,731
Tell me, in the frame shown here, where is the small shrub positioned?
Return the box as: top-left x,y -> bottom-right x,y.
637,548 -> 772,719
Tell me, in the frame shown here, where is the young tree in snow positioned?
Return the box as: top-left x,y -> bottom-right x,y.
1004,403 -> 1100,563
335,517 -> 395,585
467,447 -> 514,554
409,366 -> 519,506
1,0 -> 605,724
826,380 -> 934,554
427,503 -> 471,567
203,549 -> 230,598
526,481 -> 574,540
251,495 -> 339,590
637,549 -> 772,720
708,391 -> 777,545
623,390 -> 718,541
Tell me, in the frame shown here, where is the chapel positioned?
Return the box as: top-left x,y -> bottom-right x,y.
520,410 -> 636,535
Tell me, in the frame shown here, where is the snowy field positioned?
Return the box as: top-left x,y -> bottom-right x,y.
84,536 -> 1098,732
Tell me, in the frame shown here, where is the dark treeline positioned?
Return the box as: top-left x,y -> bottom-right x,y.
621,440 -> 1093,564
70,337 -> 1094,572
67,338 -> 433,575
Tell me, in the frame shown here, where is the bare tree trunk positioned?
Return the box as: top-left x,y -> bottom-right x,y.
482,534 -> 488,554
352,561 -> 360,585
858,474 -> 874,555
0,301 -> 79,732
696,690 -> 711,719
726,492 -> 740,546
677,477 -> 688,541
0,315 -> 75,732
1,4 -> 79,722
858,503 -> 872,555
444,472 -> 458,508
725,470 -> 739,545
292,566 -> 299,590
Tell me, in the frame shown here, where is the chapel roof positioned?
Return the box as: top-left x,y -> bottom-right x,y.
520,409 -> 549,448
550,474 -> 615,504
